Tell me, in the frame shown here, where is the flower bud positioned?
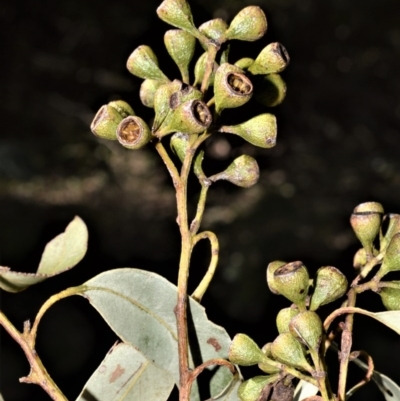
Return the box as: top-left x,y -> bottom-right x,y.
108,100 -> 135,118
266,260 -> 286,294
376,233 -> 400,279
379,282 -> 400,311
276,307 -> 300,334
254,74 -> 287,107
170,132 -> 189,162
309,266 -> 348,311
156,0 -> 200,38
155,99 -> 212,138
228,333 -> 266,366
127,45 -> 169,82
238,375 -> 279,401
289,311 -> 323,351
208,155 -> 259,188
380,214 -> 400,252
198,18 -> 228,44
219,113 -> 277,148
194,52 -> 218,86
140,79 -> 163,108
350,202 -> 384,255
225,6 -> 267,42
214,63 -> 253,113
91,102 -> 134,140
235,57 -> 254,70
273,261 -> 310,308
271,332 -> 313,372
164,29 -> 196,82
152,80 -> 182,131
116,116 -> 151,150
248,43 -> 290,75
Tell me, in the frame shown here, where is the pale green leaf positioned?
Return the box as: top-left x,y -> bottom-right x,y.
76,342 -> 174,401
0,216 -> 88,293
368,311 -> 400,335
78,268 -> 240,399
293,380 -> 319,401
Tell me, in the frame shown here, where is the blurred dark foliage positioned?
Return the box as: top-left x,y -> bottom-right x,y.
0,0 -> 400,400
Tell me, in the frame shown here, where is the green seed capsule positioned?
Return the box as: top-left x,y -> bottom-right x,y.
276,307 -> 300,334
194,52 -> 218,86
379,282 -> 400,311
380,214 -> 400,252
238,375 -> 280,401
228,333 -> 266,366
116,116 -> 151,150
170,132 -> 189,162
108,100 -> 135,118
140,79 -> 163,108
376,233 -> 400,279
199,18 -> 228,44
248,42 -> 290,75
289,311 -> 323,351
266,260 -> 286,294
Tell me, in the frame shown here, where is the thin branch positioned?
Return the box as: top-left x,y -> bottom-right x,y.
345,350 -> 374,399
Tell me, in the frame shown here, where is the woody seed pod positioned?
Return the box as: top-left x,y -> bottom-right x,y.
379,282 -> 400,311
238,375 -> 280,401
108,100 -> 135,118
91,102 -> 134,140
254,74 -> 287,107
271,332 -> 313,372
350,202 -> 384,254
224,6 -> 267,42
194,52 -> 218,86
228,333 -> 266,366
140,79 -> 163,108
170,132 -> 189,162
156,0 -> 200,38
276,307 -> 300,334
376,233 -> 400,279
214,63 -> 253,113
116,116 -> 151,150
199,19 -> 228,44
289,311 -> 323,351
155,99 -> 212,138
309,266 -> 348,311
219,113 -> 277,148
266,260 -> 286,295
208,155 -> 259,188
273,261 -> 310,308
127,45 -> 169,82
380,214 -> 400,252
248,43 -> 290,75
164,29 -> 196,83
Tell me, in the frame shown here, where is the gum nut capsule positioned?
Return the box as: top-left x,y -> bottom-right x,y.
219,113 -> 277,148
248,42 -> 290,75
164,29 -> 196,80
194,52 -> 218,86
156,0 -> 200,38
266,260 -> 286,294
376,233 -> 400,279
235,58 -> 255,70
108,100 -> 135,118
380,214 -> 400,252
140,79 -> 163,108
214,63 -> 253,113
271,332 -> 313,372
170,132 -> 189,162
310,266 -> 348,311
169,84 -> 203,110
91,104 -> 130,140
254,74 -> 287,107
127,45 -> 169,82
208,155 -> 260,188
238,375 -> 279,401
228,333 -> 266,366
198,18 -> 228,44
289,311 -> 323,351
116,116 -> 151,150
224,6 -> 267,42
379,282 -> 400,311
155,99 -> 212,138
276,307 -> 300,334
273,261 -> 310,308
258,343 -> 281,374
353,248 -> 367,269
350,202 -> 384,254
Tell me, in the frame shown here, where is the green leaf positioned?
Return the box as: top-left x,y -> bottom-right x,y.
76,342 -> 174,401
78,268 -> 240,399
369,311 -> 400,334
0,216 -> 88,293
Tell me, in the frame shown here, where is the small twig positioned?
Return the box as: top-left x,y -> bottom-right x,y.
190,185 -> 210,235
188,358 -> 237,387
191,231 -> 219,302
345,350 -> 374,399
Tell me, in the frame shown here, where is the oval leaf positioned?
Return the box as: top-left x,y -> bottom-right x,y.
0,217 -> 88,293
369,311 -> 400,335
76,342 -> 174,401
78,268 -> 239,399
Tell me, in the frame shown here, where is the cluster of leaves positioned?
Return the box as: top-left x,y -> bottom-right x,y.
227,202 -> 400,401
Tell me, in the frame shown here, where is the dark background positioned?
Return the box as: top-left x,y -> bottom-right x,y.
1,0 -> 400,400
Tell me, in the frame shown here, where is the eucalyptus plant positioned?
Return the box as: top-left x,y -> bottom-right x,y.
0,1 -> 400,401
